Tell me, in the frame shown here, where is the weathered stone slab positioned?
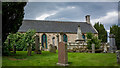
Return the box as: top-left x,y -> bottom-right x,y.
116,50 -> 120,64
92,44 -> 95,53
109,34 -> 117,53
13,44 -> 16,54
49,44 -> 57,53
34,35 -> 41,54
57,42 -> 69,66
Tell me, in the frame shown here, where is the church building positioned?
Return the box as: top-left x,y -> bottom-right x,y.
18,15 -> 98,50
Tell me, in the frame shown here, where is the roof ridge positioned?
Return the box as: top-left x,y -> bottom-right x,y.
23,19 -> 87,23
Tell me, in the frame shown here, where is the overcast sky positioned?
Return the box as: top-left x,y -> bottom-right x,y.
24,2 -> 118,32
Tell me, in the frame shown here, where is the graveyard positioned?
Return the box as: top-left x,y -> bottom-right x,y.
2,25 -> 120,67
2,51 -> 119,66
2,26 -> 120,66
2,2 -> 120,67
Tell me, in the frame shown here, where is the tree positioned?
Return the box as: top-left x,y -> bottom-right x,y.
5,30 -> 36,56
5,32 -> 24,53
2,2 -> 27,55
110,25 -> 120,49
23,30 -> 36,56
94,22 -> 107,43
2,2 -> 27,43
86,33 -> 101,49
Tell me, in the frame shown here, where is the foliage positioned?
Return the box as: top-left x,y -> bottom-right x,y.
94,22 -> 107,42
110,25 -> 120,49
4,32 -> 24,51
86,33 -> 101,49
23,30 -> 36,47
86,32 -> 93,39
2,2 -> 27,55
4,30 -> 36,52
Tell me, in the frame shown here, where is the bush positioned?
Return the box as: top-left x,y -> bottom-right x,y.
4,29 -> 36,52
86,33 -> 101,49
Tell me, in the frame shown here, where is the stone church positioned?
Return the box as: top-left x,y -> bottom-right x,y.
18,15 -> 98,50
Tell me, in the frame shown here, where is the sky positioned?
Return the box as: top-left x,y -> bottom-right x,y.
24,2 -> 118,32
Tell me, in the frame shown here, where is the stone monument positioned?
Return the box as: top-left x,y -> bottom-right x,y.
52,37 -> 55,46
109,34 -> 117,53
57,33 -> 69,66
56,34 -> 59,49
116,50 -> 120,64
34,35 -> 41,54
13,44 -> 16,54
103,43 -> 108,53
75,25 -> 85,44
92,44 -> 95,53
49,44 -> 57,53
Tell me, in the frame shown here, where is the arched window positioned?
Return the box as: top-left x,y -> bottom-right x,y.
82,34 -> 85,41
63,34 -> 67,43
41,34 -> 47,49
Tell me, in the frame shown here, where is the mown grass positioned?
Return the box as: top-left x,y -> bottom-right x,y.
2,51 -> 120,66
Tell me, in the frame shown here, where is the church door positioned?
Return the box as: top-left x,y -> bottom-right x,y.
42,34 -> 47,49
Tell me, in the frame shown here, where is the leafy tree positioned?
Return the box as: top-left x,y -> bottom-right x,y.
23,30 -> 36,56
2,2 -> 27,55
4,32 -> 24,55
110,25 -> 120,49
94,22 -> 107,43
5,32 -> 24,53
86,33 -> 101,49
4,30 -> 36,56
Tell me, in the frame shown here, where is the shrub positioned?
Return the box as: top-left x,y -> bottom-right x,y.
4,29 -> 36,52
86,33 -> 101,49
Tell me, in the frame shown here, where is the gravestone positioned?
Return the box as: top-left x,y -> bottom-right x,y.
34,35 -> 41,54
49,44 -> 57,53
56,34 -> 59,49
109,34 -> 117,53
13,44 -> 16,53
52,37 -> 55,46
103,43 -> 107,53
57,42 -> 69,66
92,44 -> 95,53
116,50 -> 120,64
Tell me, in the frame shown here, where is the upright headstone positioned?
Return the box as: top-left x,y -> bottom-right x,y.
56,34 -> 59,49
60,33 -> 64,42
35,35 -> 41,54
13,44 -> 16,53
57,42 -> 69,66
109,34 -> 117,53
52,37 -> 55,46
92,44 -> 95,53
103,43 -> 107,53
116,50 -> 120,64
49,44 -> 57,53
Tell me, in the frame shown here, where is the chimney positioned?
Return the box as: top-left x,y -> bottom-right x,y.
85,15 -> 90,24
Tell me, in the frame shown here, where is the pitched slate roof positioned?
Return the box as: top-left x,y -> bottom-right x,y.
18,20 -> 98,34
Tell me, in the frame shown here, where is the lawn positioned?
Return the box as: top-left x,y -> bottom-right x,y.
2,51 -> 120,66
